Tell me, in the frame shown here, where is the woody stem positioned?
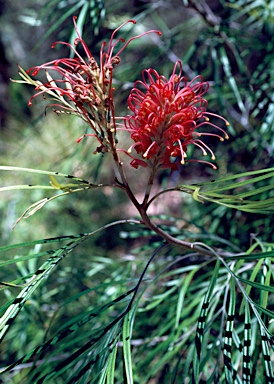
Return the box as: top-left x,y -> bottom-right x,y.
139,209 -> 220,257
142,164 -> 158,208
112,150 -> 141,210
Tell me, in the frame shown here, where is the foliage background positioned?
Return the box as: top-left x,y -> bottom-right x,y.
0,0 -> 273,382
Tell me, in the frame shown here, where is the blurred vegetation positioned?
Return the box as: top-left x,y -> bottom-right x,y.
0,0 -> 273,382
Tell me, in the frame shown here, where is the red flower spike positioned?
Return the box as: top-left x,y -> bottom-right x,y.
25,18 -> 161,155
124,61 -> 229,170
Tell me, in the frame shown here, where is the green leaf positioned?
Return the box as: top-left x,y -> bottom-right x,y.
260,259 -> 272,310
175,266 -> 198,329
0,234 -> 90,343
37,0 -> 85,45
238,275 -> 274,294
224,279 -> 236,383
0,165 -> 92,184
239,258 -> 265,314
219,46 -> 245,112
176,168 -> 274,214
243,303 -> 252,383
106,343 -> 118,384
122,311 -> 134,384
226,250 -> 274,260
69,2 -> 89,56
194,258 -> 220,381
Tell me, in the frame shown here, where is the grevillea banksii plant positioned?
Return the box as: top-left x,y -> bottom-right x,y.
13,17 -> 232,251
2,14 -> 274,383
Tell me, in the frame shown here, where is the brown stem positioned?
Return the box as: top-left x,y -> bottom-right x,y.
111,143 -> 238,259
112,149 -> 141,210
139,208 -> 218,257
142,165 -> 158,208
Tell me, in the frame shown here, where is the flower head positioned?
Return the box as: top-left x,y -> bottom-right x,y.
22,17 -> 161,155
124,61 -> 229,170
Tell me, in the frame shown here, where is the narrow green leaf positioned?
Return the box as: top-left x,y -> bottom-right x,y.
238,275 -> 274,294
226,250 -> 274,260
242,303 -> 252,384
37,0 -> 85,44
182,168 -> 274,192
176,167 -> 274,213
0,165 -> 94,185
261,328 -> 274,381
218,256 -> 274,339
97,365 -> 108,384
219,46 -> 245,112
0,185 -> 55,192
0,251 -> 50,268
106,343 -> 118,384
239,258 -> 265,314
253,303 -> 274,319
0,234 -> 89,253
140,286 -> 177,311
0,234 -> 90,343
260,260 -> 271,309
175,267 -> 197,329
194,258 -> 220,384
224,279 -> 236,383
122,311 -> 133,384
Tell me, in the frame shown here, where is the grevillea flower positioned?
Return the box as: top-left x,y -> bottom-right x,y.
20,17 -> 161,155
124,61 -> 229,170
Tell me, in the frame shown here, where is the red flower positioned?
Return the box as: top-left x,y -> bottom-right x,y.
24,17 -> 161,154
124,61 -> 229,169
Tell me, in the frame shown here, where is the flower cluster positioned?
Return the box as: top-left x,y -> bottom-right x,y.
18,18 -> 228,172
23,17 -> 161,155
124,61 -> 229,170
